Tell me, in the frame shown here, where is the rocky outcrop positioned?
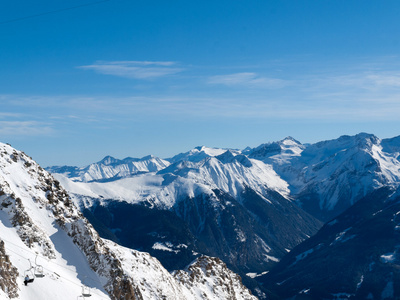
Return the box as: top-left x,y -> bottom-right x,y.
0,240 -> 18,298
174,255 -> 257,300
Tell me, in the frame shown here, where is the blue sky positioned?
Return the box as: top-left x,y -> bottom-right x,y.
1,0 -> 400,166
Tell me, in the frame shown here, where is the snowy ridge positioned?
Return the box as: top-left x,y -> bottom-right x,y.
0,143 -> 111,299
168,146 -> 237,163
107,241 -> 257,300
47,155 -> 170,182
53,151 -> 290,210
173,255 -> 257,300
248,137 -> 305,165
0,142 -> 256,299
266,133 -> 400,219
47,133 -> 400,219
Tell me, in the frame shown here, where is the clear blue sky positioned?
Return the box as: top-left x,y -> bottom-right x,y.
2,0 -> 400,166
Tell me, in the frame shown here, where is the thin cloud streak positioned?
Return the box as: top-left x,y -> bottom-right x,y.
0,112 -> 22,118
3,93 -> 400,122
208,72 -> 287,89
0,121 -> 54,136
304,71 -> 400,92
4,63 -> 400,126
78,61 -> 184,79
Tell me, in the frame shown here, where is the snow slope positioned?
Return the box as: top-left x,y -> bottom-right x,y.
260,186 -> 400,299
0,142 -> 256,300
248,137 -> 305,165
167,146 -> 233,163
0,143 -> 110,299
251,133 -> 400,221
107,241 -> 257,300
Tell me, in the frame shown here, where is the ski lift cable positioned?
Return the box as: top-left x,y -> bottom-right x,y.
1,237 -> 105,290
5,245 -> 102,288
3,247 -> 109,300
0,237 -> 99,282
0,0 -> 111,25
4,247 -> 109,299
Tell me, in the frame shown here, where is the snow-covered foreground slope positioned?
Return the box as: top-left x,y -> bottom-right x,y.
0,142 -> 256,300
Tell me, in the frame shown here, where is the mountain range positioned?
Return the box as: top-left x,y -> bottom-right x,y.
2,132 -> 400,299
46,132 -> 400,298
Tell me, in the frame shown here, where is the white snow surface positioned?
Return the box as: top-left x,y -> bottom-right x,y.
48,133 -> 400,215
250,137 -> 305,165
53,152 -> 290,210
275,133 -> 400,211
0,143 -> 109,300
0,142 -> 256,300
49,155 -> 170,182
168,146 -> 234,163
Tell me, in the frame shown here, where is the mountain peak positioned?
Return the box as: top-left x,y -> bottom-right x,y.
99,155 -> 119,165
140,154 -> 156,161
281,136 -> 302,146
168,146 -> 228,163
216,149 -> 236,163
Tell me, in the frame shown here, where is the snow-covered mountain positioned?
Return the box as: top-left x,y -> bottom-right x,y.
47,155 -> 170,182
45,132 -> 400,298
247,136 -> 305,165
248,133 -> 400,221
260,186 -> 400,299
0,142 -> 257,299
52,151 -> 290,208
50,147 -> 322,298
167,146 -> 235,164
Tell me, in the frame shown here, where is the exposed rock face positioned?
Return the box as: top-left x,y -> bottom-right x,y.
0,240 -> 19,298
82,185 -> 322,284
174,255 -> 257,300
1,142 -> 138,299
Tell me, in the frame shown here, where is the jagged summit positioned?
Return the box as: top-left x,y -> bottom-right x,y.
168,146 -> 238,163
274,133 -> 400,221
98,155 -> 119,165
247,136 -> 305,165
47,154 -> 170,182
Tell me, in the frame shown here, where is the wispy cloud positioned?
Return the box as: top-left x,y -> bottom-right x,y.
78,61 -> 184,79
305,70 -> 400,92
0,112 -> 22,118
3,90 -> 400,123
208,72 -> 287,89
0,121 -> 54,136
